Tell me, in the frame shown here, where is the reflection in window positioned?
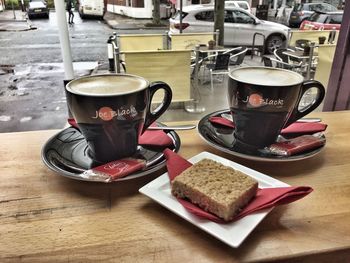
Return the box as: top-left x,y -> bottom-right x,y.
195,11 -> 214,22
328,14 -> 343,24
224,10 -> 234,23
232,10 -> 255,24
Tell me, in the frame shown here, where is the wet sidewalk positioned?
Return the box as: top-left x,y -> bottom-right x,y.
0,10 -> 33,31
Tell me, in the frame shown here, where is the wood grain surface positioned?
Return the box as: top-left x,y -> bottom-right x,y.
0,111 -> 350,262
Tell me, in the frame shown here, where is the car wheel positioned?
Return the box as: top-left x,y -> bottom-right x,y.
265,35 -> 284,54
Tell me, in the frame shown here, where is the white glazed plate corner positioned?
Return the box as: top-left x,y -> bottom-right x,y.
139,151 -> 290,248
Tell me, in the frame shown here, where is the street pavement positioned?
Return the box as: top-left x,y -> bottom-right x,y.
0,9 -> 167,31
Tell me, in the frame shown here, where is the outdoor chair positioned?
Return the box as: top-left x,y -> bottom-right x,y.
275,47 -> 307,63
262,55 -> 274,67
190,58 -> 204,79
227,47 -> 248,67
204,53 -> 231,91
222,47 -> 242,55
274,48 -> 290,63
273,48 -> 306,72
263,55 -> 306,74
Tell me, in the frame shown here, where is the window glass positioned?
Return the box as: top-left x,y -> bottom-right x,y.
225,10 -> 235,23
172,11 -> 188,19
195,11 -> 214,21
308,13 -> 328,23
293,4 -> 302,11
237,2 -> 248,10
309,4 -> 323,12
302,4 -> 309,11
324,4 -> 338,11
232,10 -> 254,24
328,14 -> 343,24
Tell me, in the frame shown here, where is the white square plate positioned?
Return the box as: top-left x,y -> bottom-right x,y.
139,151 -> 289,248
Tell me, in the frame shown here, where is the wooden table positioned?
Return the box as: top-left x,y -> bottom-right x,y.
1,111 -> 350,262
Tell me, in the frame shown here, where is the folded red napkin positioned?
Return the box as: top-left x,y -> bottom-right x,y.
138,126 -> 173,147
209,116 -> 327,135
68,118 -> 173,147
164,149 -> 313,223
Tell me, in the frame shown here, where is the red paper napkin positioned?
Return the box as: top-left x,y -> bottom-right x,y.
163,149 -> 313,223
68,118 -> 173,147
209,116 -> 327,135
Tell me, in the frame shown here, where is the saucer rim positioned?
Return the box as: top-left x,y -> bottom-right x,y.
198,109 -> 325,162
41,126 -> 181,182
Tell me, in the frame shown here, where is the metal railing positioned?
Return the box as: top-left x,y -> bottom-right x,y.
251,32 -> 265,60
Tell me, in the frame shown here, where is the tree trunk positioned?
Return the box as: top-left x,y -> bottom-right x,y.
214,0 -> 225,46
152,0 -> 161,25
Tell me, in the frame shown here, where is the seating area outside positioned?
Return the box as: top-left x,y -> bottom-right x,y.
261,30 -> 338,80
157,53 -> 262,122
112,31 -> 251,113
196,46 -> 248,91
107,29 -> 337,122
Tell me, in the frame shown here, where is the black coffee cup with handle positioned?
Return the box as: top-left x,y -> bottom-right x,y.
66,74 -> 172,163
227,67 -> 325,153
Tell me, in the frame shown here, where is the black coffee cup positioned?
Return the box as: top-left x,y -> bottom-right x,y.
227,67 -> 325,153
66,74 -> 172,163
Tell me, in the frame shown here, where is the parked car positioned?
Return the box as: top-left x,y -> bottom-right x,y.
300,11 -> 343,30
288,2 -> 338,28
27,0 -> 49,19
78,0 -> 105,19
169,5 -> 290,54
225,1 -> 252,14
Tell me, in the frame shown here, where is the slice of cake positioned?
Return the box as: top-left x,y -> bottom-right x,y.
171,158 -> 258,221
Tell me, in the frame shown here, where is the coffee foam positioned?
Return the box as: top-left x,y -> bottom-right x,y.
68,75 -> 148,96
229,67 -> 303,86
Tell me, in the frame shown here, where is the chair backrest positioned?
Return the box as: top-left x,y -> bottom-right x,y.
262,56 -> 273,67
274,48 -> 289,63
229,47 -> 248,65
223,47 -> 242,55
214,53 -> 231,71
263,56 -> 295,71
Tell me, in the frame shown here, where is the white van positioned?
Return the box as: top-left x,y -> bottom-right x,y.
225,1 -> 252,14
78,0 -> 105,19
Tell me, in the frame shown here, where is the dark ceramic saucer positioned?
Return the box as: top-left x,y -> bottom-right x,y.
41,126 -> 180,182
198,109 -> 325,162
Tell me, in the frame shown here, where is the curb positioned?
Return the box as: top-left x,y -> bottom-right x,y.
0,19 -> 27,22
0,15 -> 34,31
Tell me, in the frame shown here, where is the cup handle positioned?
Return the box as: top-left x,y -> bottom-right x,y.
142,81 -> 172,133
284,80 -> 325,127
